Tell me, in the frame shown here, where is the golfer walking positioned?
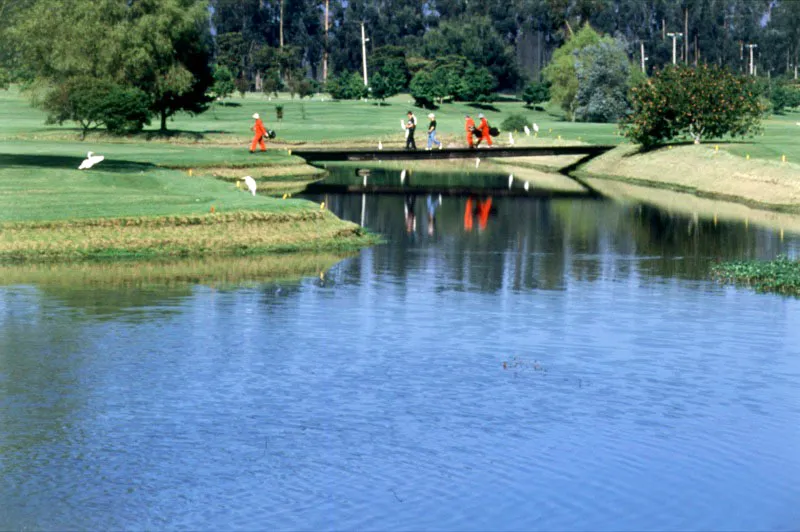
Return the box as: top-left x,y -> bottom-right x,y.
426,113 -> 442,150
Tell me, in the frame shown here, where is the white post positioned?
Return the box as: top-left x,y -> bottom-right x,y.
746,44 -> 757,76
640,42 -> 646,73
667,33 -> 683,65
361,22 -> 369,87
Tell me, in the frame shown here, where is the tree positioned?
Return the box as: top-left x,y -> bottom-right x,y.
13,0 -> 214,132
622,64 -> 763,147
42,77 -> 150,137
522,81 -> 550,107
409,56 -> 497,106
211,65 -> 236,100
542,23 -> 603,119
326,71 -> 366,100
368,46 -> 409,102
573,39 -> 632,122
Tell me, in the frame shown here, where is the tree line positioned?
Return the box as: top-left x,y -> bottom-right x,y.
0,0 -> 797,134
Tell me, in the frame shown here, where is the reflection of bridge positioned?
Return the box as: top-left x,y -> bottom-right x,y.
293,145 -> 615,162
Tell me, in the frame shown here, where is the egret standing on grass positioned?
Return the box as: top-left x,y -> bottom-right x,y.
508,132 -> 515,146
242,176 -> 257,196
533,123 -> 540,134
78,151 -> 104,170
523,125 -> 531,136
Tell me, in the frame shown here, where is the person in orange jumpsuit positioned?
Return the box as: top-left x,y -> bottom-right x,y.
465,115 -> 477,149
475,113 -> 492,148
250,113 -> 267,153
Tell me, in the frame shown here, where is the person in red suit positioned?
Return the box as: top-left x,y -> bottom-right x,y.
465,115 -> 477,149
250,113 -> 267,153
475,113 -> 492,148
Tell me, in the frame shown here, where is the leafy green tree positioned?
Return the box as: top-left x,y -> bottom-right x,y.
461,64 -> 498,103
573,39 -> 631,123
211,65 -> 236,100
369,46 -> 409,102
42,77 -> 150,137
326,72 -> 366,100
13,0 -> 213,132
622,64 -> 763,147
522,81 -> 550,107
542,24 -> 603,119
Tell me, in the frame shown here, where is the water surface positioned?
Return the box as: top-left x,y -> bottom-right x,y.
2,169 -> 800,530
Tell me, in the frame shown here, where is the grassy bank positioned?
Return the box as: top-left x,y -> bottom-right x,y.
712,257 -> 800,296
577,144 -> 800,212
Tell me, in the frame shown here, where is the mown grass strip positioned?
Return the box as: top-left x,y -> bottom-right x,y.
711,256 -> 800,296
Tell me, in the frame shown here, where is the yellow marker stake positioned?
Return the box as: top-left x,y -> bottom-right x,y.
282,193 -> 288,199
558,135 -> 561,141
288,149 -> 292,156
780,228 -> 785,241
668,145 -> 673,150
714,145 -> 719,152
782,154 -> 787,163
746,154 -> 750,160
236,181 -> 241,188
188,168 -> 193,176
320,202 -> 325,210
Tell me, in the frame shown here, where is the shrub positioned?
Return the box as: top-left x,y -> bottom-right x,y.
522,81 -> 550,107
409,56 -> 497,106
622,64 -> 763,147
770,83 -> 800,114
327,72 -> 366,100
43,77 -> 151,137
500,114 -> 532,133
211,64 -> 235,100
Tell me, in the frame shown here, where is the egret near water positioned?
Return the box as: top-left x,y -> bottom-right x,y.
475,157 -> 481,168
508,174 -> 514,189
508,132 -> 515,146
533,123 -> 540,134
78,151 -> 104,170
242,175 -> 257,196
523,125 -> 531,136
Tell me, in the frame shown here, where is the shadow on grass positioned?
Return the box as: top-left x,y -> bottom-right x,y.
0,153 -> 156,173
468,103 -> 501,112
625,140 -> 750,158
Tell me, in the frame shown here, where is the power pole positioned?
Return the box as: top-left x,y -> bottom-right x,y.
361,21 -> 369,87
667,32 -> 683,65
279,0 -> 284,48
322,0 -> 329,83
640,42 -> 647,74
746,43 -> 757,75
684,7 -> 689,65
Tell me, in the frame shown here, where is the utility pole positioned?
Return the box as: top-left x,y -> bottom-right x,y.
684,7 -> 689,65
746,43 -> 757,76
640,42 -> 647,74
322,0 -> 329,83
361,22 -> 369,87
667,32 -> 683,65
279,0 -> 284,48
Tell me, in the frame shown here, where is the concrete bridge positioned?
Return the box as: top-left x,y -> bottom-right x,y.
293,145 -> 615,162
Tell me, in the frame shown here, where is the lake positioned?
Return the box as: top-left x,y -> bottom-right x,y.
2,166 -> 799,530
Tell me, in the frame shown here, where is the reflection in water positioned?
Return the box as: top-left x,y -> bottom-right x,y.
2,172 -> 800,530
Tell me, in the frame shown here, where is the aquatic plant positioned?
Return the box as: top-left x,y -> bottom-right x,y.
711,256 -> 800,296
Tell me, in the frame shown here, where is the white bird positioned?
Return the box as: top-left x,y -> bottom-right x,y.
475,157 -> 481,168
378,141 -> 383,150
533,123 -> 540,133
242,175 -> 257,196
509,132 -> 515,146
400,169 -> 407,184
78,151 -> 104,170
523,181 -> 530,191
508,174 -> 514,189
523,125 -> 531,136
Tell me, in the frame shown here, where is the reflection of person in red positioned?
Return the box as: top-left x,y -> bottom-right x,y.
464,197 -> 474,231
477,197 -> 492,230
475,113 -> 492,148
250,113 -> 267,153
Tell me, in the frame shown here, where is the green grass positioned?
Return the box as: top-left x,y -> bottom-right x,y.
711,257 -> 800,296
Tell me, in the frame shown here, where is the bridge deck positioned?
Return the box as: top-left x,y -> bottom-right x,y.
293,145 -> 615,162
